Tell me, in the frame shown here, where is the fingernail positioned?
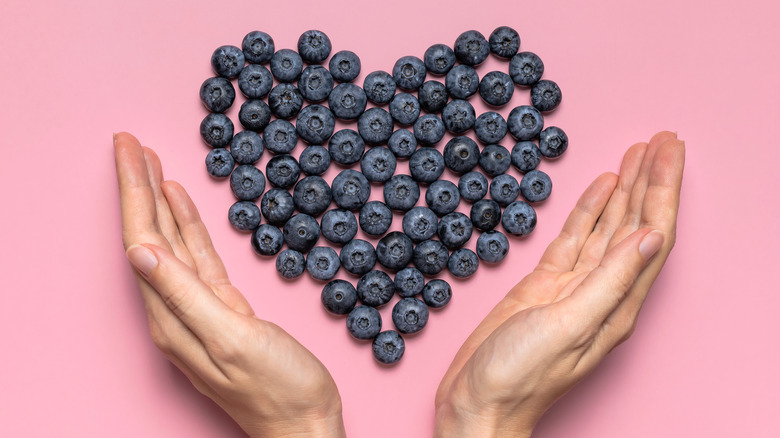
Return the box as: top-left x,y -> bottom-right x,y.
113,132 -> 117,146
126,244 -> 158,277
638,230 -> 664,261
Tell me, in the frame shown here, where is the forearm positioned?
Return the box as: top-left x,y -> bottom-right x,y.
242,409 -> 347,438
434,396 -> 536,438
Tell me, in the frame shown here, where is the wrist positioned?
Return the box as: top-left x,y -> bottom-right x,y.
434,387 -> 537,438
244,407 -> 346,438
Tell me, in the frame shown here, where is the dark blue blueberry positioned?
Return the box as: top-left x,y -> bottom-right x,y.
347,306 -> 382,340
359,201 -> 393,236
268,83 -> 304,119
298,65 -> 334,103
459,171 -> 489,202
511,141 -> 542,172
270,49 -> 303,82
437,212 -> 472,249
479,71 -> 514,107
238,64 -> 273,99
200,77 -> 235,113
425,180 -> 460,216
205,148 -> 234,178
332,169 -> 371,211
329,50 -> 361,82
276,249 -> 306,279
442,99 -> 476,134
360,147 -> 396,183
384,174 -> 420,211
242,31 -> 275,64
340,239 -> 377,276
480,144 -> 511,176
320,209 -> 358,245
299,145 -> 331,176
228,201 -> 261,231
282,213 -> 320,253
306,246 -> 340,281
357,107 -> 394,145
211,45 -> 245,78
531,79 -> 562,112
443,136 -> 480,174
389,93 -> 421,126
388,129 -> 418,158
357,270 -> 395,307
445,65 -> 480,100
539,126 -> 568,158
424,44 -> 456,75
292,175 -> 332,216
520,169 -> 552,203
392,56 -> 427,91
422,278 -> 453,307
454,30 -> 490,66
417,80 -> 449,113
489,26 -> 520,58
260,188 -> 295,226
470,199 -> 501,231
328,83 -> 367,120
251,224 -> 284,256
372,330 -> 405,364
509,51 -> 544,86
230,164 -> 265,201
376,231 -> 414,271
266,154 -> 300,188
392,297 -> 429,334
474,112 -> 508,145
409,148 -> 445,184
507,105 -> 544,141
200,113 -> 234,148
297,30 -> 331,63
297,105 -> 336,145
413,240 -> 449,276
264,119 -> 298,154
321,280 -> 358,315
238,99 -> 272,132
490,173 -> 520,206
230,130 -> 264,164
476,230 -> 509,263
402,206 -> 439,243
394,267 -> 425,298
502,201 -> 537,236
363,71 -> 397,105
447,248 -> 478,278
413,114 -> 446,146
329,129 -> 366,166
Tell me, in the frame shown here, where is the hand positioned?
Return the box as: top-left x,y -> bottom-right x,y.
434,131 -> 685,437
114,132 -> 346,438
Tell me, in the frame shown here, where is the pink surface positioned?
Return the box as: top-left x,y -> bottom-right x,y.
1,0 -> 778,436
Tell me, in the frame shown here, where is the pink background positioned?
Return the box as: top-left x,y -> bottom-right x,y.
1,0 -> 778,436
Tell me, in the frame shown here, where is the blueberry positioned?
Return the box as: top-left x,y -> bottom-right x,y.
297,105 -> 336,145
502,201 -> 537,236
328,83 -> 368,120
531,79 -> 562,112
437,212 -> 472,249
447,248 -> 478,278
329,129 -> 366,166
242,31 -> 275,64
376,231 -> 414,271
442,99 -> 476,134
260,188 -> 295,226
402,206 -> 439,243
507,105 -> 544,141
490,173 -> 520,206
292,175 -> 332,216
409,148 -> 445,184
392,297 -> 429,334
510,141 -> 542,172
340,239 -> 377,276
372,330 -> 405,364
392,56 -> 427,91
283,213 -> 320,253
476,230 -> 509,263
329,50 -> 361,82
445,65 -> 480,100
384,174 -> 420,211
270,49 -> 303,82
474,112 -> 508,145
388,129 -> 418,158
357,270 -> 395,307
251,224 -> 284,256
363,70 -> 397,105
357,107 -> 394,145
413,240 -> 449,276
509,51 -> 544,86
200,77 -> 235,112
394,267 -> 425,298
479,71 -> 514,107
298,65 -> 334,102
237,64 -> 273,99
230,164 -> 266,201
424,43 -> 456,75
443,136 -> 480,174
347,305 -> 382,340
211,45 -> 245,78
205,148 -> 234,178
268,83 -> 304,119
389,93 -> 421,126
470,199 -> 501,231
479,144 -> 511,176
359,201 -> 393,236
520,169 -> 552,203
489,26 -> 520,58
299,145 -> 331,176
228,201 -> 261,231
360,147 -> 397,183
230,130 -> 264,165
276,249 -> 306,279
332,169 -> 371,210
454,30 -> 490,66
413,114 -> 446,146
238,99 -> 272,132
425,180 -> 460,216
417,80 -> 449,113
459,171 -> 489,202
321,280 -> 358,315
306,246 -> 341,281
263,120 -> 297,155
297,30 -> 331,63
320,209 -> 358,245
539,126 -> 568,158
421,278 -> 453,307
265,154 -> 300,189
200,113 -> 234,148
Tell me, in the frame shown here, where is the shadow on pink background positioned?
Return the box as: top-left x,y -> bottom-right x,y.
0,0 -> 778,436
